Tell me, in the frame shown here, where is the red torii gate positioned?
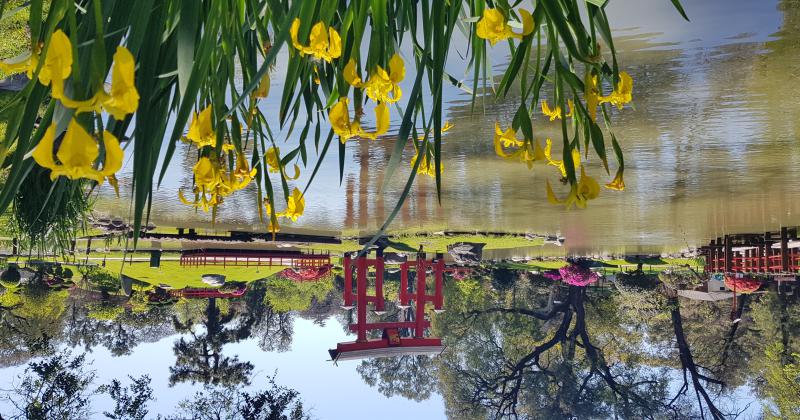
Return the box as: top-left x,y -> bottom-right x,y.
330,250 -> 446,361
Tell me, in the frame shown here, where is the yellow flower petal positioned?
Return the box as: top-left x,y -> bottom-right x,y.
520,9 -> 535,36
39,30 -> 73,99
266,146 -> 281,173
55,119 -> 103,182
327,26 -> 342,60
541,99 -> 562,121
278,187 -> 305,222
599,71 -> 633,109
187,106 -> 215,148
100,130 -> 123,176
343,59 -> 362,87
388,53 -> 405,84
289,18 -> 303,51
605,169 -> 625,191
103,46 -> 139,120
32,124 -> 58,170
329,98 -> 355,142
193,157 -> 221,190
374,102 -> 389,138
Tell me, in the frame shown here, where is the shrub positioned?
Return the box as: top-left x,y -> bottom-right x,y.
1,265 -> 21,286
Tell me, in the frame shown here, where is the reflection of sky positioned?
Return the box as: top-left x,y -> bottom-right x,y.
0,318 -> 446,419
608,0 -> 781,49
95,0 -> 798,253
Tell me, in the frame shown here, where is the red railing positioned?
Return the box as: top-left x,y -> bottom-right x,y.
179,249 -> 330,268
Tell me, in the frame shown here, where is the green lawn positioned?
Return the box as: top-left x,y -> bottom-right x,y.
102,259 -> 287,289
0,1 -> 35,78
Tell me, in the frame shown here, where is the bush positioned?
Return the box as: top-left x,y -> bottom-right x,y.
90,271 -> 120,296
0,265 -> 21,287
61,268 -> 73,279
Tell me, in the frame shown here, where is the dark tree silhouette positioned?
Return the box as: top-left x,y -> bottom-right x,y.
444,286 -> 668,419
169,298 -> 255,386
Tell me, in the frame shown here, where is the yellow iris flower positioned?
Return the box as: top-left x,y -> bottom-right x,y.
605,169 -> 625,191
278,187 -> 305,222
266,146 -> 281,173
329,98 -> 389,143
1,33 -> 139,121
192,157 -> 222,190
32,119 -> 123,186
493,123 -> 546,169
541,99 -> 574,121
544,139 -> 581,178
265,146 -> 300,180
186,106 -> 215,148
289,19 -> 342,63
50,45 -> 140,121
344,54 -> 405,103
599,71 -> 633,109
476,8 -> 534,46
229,153 -> 257,191
546,167 -> 600,209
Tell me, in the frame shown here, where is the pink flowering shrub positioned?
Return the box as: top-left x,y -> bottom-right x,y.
557,264 -> 599,287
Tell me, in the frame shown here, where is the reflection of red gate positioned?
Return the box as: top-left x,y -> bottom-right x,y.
329,250 -> 445,361
180,249 -> 330,268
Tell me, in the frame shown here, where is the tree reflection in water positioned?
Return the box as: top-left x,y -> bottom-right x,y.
170,297 -> 255,386
0,268 -> 798,417
430,269 -> 775,420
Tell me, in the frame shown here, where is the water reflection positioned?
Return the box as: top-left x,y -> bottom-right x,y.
1,249 -> 799,418
90,0 -> 800,254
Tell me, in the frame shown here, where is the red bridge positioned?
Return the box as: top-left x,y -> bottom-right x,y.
179,248 -> 331,268
699,227 -> 800,273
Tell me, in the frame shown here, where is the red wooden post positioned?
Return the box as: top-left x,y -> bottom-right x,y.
414,252 -> 426,338
399,262 -> 409,307
724,235 -> 731,273
343,253 -> 353,309
781,227 -> 790,272
434,253 -> 445,311
356,255 -> 368,343
375,249 -> 385,313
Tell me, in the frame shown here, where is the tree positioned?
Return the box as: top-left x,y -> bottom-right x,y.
169,298 -> 255,386
2,351 -> 95,420
438,282 -> 670,419
357,355 -> 439,401
761,342 -> 800,420
98,375 -> 154,420
164,377 -> 309,420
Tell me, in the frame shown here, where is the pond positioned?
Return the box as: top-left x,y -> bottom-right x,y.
3,0 -> 800,419
92,0 -> 800,255
0,263 -> 792,419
